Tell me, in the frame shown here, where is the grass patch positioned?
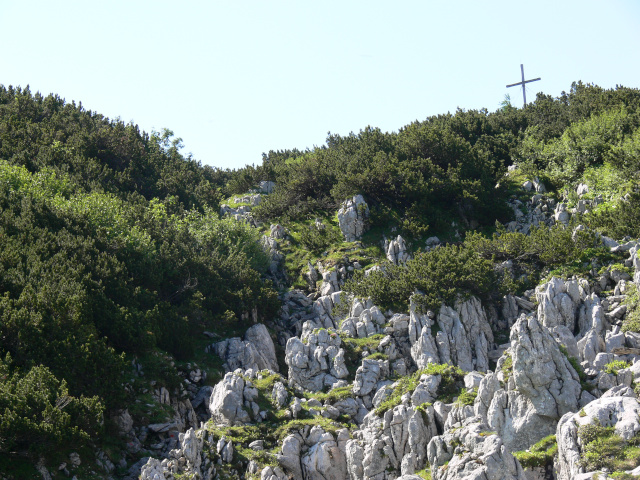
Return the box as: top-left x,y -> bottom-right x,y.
304,385 -> 353,404
578,422 -> 640,472
272,417 -> 353,442
501,353 -> 513,381
604,360 -> 631,375
513,434 -> 558,469
340,334 -> 385,377
622,287 -> 640,333
415,467 -> 432,480
375,363 -> 465,416
455,387 -> 477,406
242,371 -> 291,419
365,352 -> 389,361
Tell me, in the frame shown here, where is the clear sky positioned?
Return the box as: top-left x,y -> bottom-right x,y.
2,0 -> 639,170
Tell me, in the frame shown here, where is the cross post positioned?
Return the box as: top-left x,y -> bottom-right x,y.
506,64 -> 541,106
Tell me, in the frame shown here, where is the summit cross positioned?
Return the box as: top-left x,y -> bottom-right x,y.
506,64 -> 541,106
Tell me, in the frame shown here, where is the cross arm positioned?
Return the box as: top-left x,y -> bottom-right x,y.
506,77 -> 541,88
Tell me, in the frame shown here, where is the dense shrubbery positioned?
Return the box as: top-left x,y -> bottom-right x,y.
0,87 -> 279,460
0,356 -> 103,455
345,222 -> 601,311
578,422 -> 640,473
2,80 -> 640,465
230,82 -> 640,243
0,85 -> 226,210
345,243 -> 496,312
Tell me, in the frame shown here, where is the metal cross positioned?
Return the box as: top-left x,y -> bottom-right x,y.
506,64 -> 541,106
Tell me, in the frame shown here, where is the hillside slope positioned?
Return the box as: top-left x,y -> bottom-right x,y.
1,82 -> 640,480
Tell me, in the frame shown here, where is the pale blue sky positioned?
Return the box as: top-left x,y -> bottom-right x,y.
2,0 -> 639,170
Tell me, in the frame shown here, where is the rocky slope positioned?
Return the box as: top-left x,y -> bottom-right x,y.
81,184 -> 638,480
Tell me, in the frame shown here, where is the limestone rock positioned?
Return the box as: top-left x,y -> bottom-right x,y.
208,371 -> 252,426
409,296 -> 493,373
313,292 -> 344,329
427,416 -> 526,480
557,396 -> 640,480
352,358 -> 389,396
270,223 -> 285,239
213,323 -> 279,373
276,433 -> 304,479
337,195 -> 369,242
259,180 -> 275,193
217,436 -> 234,463
139,458 -> 166,480
301,427 -> 348,480
112,409 -> 133,435
346,404 -> 437,479
285,324 -> 347,391
483,314 -> 581,451
386,235 -> 411,265
271,381 -> 289,409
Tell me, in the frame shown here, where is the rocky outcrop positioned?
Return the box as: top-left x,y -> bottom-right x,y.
536,276 -> 585,331
409,296 -> 494,373
312,291 -> 344,329
259,180 -> 276,193
139,427 -> 213,480
556,395 -> 640,480
319,270 -> 340,296
478,313 -> 581,452
346,403 -> 437,479
261,235 -> 285,275
385,235 -> 410,265
212,323 -> 279,373
340,299 -> 387,339
352,358 -> 390,397
337,195 -> 369,242
302,427 -> 349,480
219,194 -> 262,226
285,323 -> 348,391
505,193 -> 555,234
274,426 -> 350,480
427,416 -> 526,480
208,371 -> 254,426
501,294 -> 536,329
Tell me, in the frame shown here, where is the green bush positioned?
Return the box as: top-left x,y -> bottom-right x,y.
513,435 -> 558,468
345,242 -> 495,312
0,356 -> 104,455
456,388 -> 477,406
375,363 -> 465,415
622,288 -> 640,333
604,360 -> 631,375
578,422 -> 640,472
585,191 -> 640,240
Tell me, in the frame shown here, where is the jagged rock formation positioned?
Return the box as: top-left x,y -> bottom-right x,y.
208,370 -> 254,425
506,193 -> 556,234
479,313 -> 582,451
385,235 -> 411,264
346,403 -> 437,479
427,416 -> 526,480
133,213 -> 640,480
261,235 -> 285,276
211,323 -> 279,373
340,299 -> 387,338
337,195 -> 369,242
557,395 -> 640,480
285,323 -> 348,391
409,296 -> 494,373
